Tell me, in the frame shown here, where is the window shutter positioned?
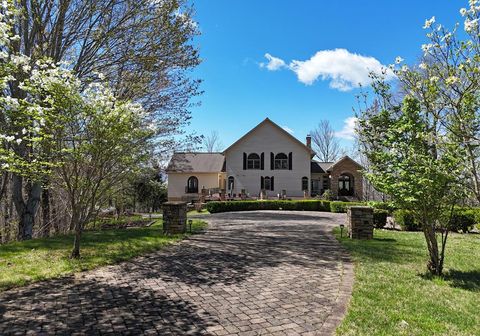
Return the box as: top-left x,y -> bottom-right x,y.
260,176 -> 264,189
288,152 -> 293,170
243,152 -> 247,170
270,152 -> 274,170
271,176 -> 274,191
261,152 -> 264,170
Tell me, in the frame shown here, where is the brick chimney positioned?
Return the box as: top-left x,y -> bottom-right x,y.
306,135 -> 312,149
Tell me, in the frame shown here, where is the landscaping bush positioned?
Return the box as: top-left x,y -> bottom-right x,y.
205,200 -> 331,213
330,201 -> 365,213
367,201 -> 396,214
393,209 -> 421,231
321,189 -> 334,201
373,209 -> 388,228
448,209 -> 476,233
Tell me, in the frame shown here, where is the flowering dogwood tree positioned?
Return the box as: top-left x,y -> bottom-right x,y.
58,82 -> 153,259
0,1 -> 81,239
398,1 -> 480,202
358,1 -> 480,275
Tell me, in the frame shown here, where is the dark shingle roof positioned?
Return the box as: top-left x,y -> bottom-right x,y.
166,153 -> 225,173
311,161 -> 333,173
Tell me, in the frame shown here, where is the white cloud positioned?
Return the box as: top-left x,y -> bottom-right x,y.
260,53 -> 287,71
261,48 -> 394,91
281,126 -> 294,134
335,117 -> 358,140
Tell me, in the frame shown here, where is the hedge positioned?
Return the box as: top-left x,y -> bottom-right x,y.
330,201 -> 366,213
393,208 -> 479,232
367,201 -> 396,214
393,209 -> 421,231
449,209 -> 476,233
373,209 -> 389,228
205,200 -> 331,213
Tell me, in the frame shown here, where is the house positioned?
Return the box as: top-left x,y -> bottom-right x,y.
166,118 -> 363,201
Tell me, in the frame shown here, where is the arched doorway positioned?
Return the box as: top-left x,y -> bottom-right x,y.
338,173 -> 354,196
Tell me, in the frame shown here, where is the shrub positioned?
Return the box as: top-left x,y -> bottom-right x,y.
321,189 -> 334,201
205,200 -> 331,214
393,209 -> 421,231
330,201 -> 365,213
448,209 -> 476,233
373,209 -> 389,228
367,201 -> 396,214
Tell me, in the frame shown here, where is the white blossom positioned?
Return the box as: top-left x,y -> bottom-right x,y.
465,18 -> 479,32
419,63 -> 428,70
423,16 -> 435,29
422,44 -> 433,53
460,8 -> 468,16
395,56 -> 404,64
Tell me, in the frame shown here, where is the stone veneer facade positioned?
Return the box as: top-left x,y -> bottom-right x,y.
347,206 -> 374,239
329,157 -> 363,199
162,202 -> 187,234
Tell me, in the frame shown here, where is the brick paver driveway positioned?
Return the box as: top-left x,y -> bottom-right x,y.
0,211 -> 353,336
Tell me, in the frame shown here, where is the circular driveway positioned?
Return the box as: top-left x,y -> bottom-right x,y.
0,211 -> 353,335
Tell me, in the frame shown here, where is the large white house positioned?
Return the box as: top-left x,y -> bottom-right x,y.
166,118 -> 363,201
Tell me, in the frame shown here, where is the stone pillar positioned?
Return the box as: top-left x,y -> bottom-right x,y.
347,206 -> 374,239
162,202 -> 187,234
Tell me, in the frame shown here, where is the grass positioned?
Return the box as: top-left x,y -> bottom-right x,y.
187,209 -> 210,216
334,228 -> 480,336
0,219 -> 207,292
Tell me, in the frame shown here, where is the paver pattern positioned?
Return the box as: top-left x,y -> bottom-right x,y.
0,211 -> 353,335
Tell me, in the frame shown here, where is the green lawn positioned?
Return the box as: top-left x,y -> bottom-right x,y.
335,228 -> 480,336
0,219 -> 207,292
187,209 -> 211,216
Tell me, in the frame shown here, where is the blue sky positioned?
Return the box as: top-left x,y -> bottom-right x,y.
185,0 -> 464,150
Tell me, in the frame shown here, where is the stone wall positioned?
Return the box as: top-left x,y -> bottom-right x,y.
329,157 -> 363,199
162,202 -> 187,234
347,206 -> 373,239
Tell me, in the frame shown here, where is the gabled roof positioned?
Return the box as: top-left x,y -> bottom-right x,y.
166,152 -> 225,173
311,161 -> 334,173
223,118 -> 316,156
326,155 -> 363,171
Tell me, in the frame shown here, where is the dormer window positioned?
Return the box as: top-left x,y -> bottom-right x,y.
247,153 -> 261,169
274,153 -> 288,170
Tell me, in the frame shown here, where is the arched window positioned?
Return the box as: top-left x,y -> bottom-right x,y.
338,174 -> 354,196
247,153 -> 261,169
228,176 -> 235,191
274,153 -> 288,170
186,176 -> 198,193
301,176 -> 309,191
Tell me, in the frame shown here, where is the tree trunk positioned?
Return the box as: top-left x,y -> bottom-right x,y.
41,187 -> 51,237
423,224 -> 442,275
51,195 -> 60,234
70,212 -> 82,259
12,174 -> 42,240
